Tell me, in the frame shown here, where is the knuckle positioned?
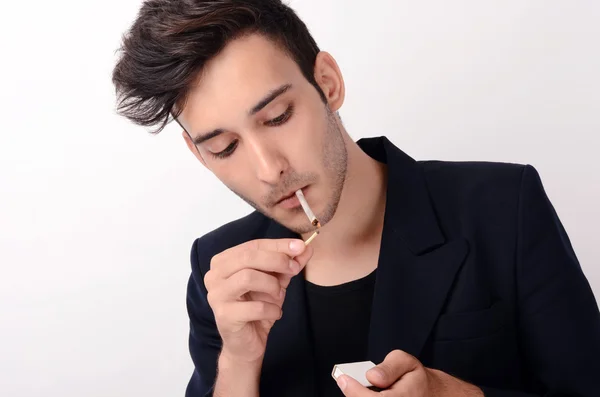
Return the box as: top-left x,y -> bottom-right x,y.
206,291 -> 215,306
378,363 -> 393,379
248,240 -> 260,251
402,351 -> 419,366
258,301 -> 273,316
266,273 -> 279,288
388,349 -> 405,362
278,254 -> 290,270
414,357 -> 424,370
213,305 -> 226,321
241,248 -> 254,264
209,252 -> 222,269
203,270 -> 214,289
239,269 -> 254,286
390,349 -> 403,357
272,284 -> 283,299
253,301 -> 267,315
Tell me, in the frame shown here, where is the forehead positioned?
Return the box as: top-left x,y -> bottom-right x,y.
180,34 -> 303,131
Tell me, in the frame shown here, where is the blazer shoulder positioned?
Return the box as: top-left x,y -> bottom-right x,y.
417,160 -> 541,228
189,211 -> 271,277
419,159 -> 530,196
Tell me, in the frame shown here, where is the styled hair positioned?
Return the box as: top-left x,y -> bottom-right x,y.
112,0 -> 326,133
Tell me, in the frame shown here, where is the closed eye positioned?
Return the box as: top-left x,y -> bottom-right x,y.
211,140 -> 238,159
265,104 -> 294,127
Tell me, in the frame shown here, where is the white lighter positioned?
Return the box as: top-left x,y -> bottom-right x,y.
331,361 -> 379,389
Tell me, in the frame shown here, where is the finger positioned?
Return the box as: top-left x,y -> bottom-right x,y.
292,243 -> 314,268
210,269 -> 283,303
251,238 -> 307,256
248,290 -> 285,306
232,238 -> 306,261
366,350 -> 420,388
279,244 -> 315,289
336,375 -> 379,397
261,270 -> 294,290
214,244 -> 306,279
219,300 -> 283,325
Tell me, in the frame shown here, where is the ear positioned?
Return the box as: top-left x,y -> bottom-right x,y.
314,51 -> 345,112
182,130 -> 208,167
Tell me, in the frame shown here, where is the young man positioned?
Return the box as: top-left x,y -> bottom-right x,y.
112,1 -> 600,396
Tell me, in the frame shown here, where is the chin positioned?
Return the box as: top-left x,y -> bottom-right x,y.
272,208 -> 317,234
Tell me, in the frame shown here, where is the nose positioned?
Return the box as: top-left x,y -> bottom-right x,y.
246,135 -> 288,185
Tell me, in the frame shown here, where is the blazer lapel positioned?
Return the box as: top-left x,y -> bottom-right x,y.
259,221 -> 317,397
361,137 -> 470,364
368,236 -> 469,363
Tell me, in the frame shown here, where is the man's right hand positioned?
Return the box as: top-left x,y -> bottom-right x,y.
204,238 -> 313,364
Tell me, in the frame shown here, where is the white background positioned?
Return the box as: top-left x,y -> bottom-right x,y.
1,1 -> 598,396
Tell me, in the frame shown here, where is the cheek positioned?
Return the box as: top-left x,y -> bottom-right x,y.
210,162 -> 250,194
288,105 -> 328,156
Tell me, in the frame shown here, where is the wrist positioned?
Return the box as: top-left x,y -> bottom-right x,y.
427,368 -> 484,397
219,348 -> 264,372
215,350 -> 263,397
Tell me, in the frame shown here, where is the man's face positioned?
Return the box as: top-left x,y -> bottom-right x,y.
179,34 -> 347,234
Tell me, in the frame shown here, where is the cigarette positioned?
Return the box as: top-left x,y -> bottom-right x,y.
295,189 -> 321,245
304,230 -> 319,246
295,189 -> 320,227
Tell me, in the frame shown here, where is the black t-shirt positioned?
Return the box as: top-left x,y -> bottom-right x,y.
304,270 -> 377,397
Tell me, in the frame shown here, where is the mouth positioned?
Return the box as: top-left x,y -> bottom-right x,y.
275,186 -> 308,209
276,191 -> 296,204
276,186 -> 306,204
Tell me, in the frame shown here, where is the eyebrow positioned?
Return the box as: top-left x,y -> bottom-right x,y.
189,83 -> 293,146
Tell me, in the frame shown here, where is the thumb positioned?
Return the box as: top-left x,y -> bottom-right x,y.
336,375 -> 375,397
278,245 -> 314,289
293,243 -> 314,268
366,350 -> 418,388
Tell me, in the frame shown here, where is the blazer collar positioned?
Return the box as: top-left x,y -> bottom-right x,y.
357,136 -> 446,254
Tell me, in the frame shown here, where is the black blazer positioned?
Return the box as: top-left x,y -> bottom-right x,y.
185,136 -> 600,397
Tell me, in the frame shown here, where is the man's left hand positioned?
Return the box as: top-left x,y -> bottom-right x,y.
336,350 -> 484,396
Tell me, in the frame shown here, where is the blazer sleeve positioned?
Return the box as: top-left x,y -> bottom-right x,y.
481,165 -> 600,396
185,238 -> 222,397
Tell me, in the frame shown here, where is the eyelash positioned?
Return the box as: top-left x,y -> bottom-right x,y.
211,140 -> 238,159
210,104 -> 295,159
265,104 -> 295,127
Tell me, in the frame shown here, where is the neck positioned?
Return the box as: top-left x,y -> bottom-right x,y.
302,132 -> 388,258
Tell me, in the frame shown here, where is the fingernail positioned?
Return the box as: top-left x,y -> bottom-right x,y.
289,240 -> 304,253
336,375 -> 347,391
368,367 -> 385,381
289,259 -> 300,274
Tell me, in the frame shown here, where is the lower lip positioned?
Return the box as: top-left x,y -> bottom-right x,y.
278,194 -> 301,209
277,187 -> 308,209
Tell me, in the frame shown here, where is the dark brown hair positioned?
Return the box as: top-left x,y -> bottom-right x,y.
112,0 -> 326,133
